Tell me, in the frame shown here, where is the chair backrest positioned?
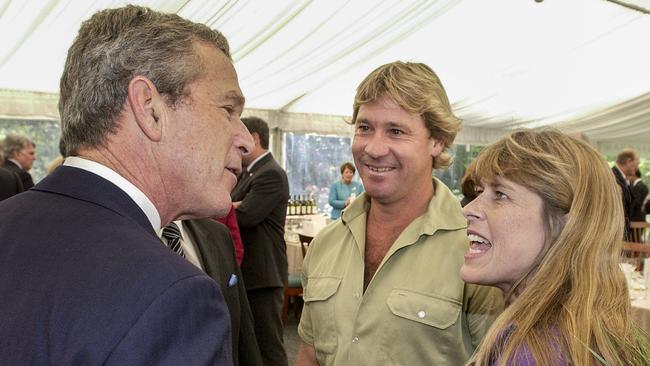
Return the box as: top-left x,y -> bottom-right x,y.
622,241 -> 650,271
630,221 -> 650,243
298,234 -> 313,258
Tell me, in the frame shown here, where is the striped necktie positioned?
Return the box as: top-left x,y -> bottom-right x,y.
161,222 -> 186,258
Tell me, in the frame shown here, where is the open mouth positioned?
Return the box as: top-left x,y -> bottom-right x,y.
468,233 -> 492,254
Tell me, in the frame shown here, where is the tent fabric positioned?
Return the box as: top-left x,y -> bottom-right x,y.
0,0 -> 649,152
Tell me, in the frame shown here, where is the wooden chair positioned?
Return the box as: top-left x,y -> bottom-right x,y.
298,234 -> 314,256
630,221 -> 650,243
282,234 -> 313,324
622,241 -> 650,271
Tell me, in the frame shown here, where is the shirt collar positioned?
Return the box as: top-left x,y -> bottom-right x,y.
342,177 -> 466,234
245,151 -> 270,172
63,156 -> 161,232
8,158 -> 23,169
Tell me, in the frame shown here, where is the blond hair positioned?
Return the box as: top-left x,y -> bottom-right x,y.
465,129 -> 648,365
351,61 -> 460,169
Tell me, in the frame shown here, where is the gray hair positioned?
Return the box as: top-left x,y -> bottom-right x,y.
2,133 -> 34,160
58,5 -> 231,155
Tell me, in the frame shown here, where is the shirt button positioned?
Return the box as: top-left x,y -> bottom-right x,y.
353,292 -> 360,299
352,336 -> 359,343
417,310 -> 426,319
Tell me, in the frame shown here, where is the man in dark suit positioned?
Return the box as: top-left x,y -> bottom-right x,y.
0,165 -> 23,201
181,218 -> 263,365
0,5 -> 254,364
232,116 -> 290,366
613,148 -> 639,239
1,133 -> 36,189
628,169 -> 649,222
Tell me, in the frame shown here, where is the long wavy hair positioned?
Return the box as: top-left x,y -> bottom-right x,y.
465,129 -> 648,365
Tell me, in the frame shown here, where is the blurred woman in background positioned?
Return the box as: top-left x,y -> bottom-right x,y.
461,129 -> 648,365
328,161 -> 364,220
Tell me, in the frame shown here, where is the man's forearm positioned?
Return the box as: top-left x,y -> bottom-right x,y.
294,342 -> 319,366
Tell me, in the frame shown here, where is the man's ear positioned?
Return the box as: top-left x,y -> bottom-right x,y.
251,132 -> 261,147
127,76 -> 164,142
430,138 -> 444,157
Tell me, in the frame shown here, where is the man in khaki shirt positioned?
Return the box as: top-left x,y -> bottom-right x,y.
295,61 -> 503,365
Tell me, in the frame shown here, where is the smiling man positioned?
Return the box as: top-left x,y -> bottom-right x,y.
0,5 -> 253,365
295,62 -> 503,366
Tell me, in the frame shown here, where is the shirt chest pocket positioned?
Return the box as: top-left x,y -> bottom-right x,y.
386,288 -> 461,329
303,277 -> 341,358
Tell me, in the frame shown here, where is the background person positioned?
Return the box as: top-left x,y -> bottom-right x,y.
629,169 -> 648,222
173,219 -> 263,365
215,204 -> 246,266
1,133 -> 36,189
462,130 -> 649,365
232,116 -> 290,366
328,161 -> 364,220
296,61 -> 503,366
460,158 -> 477,207
613,148 -> 639,239
0,5 -> 254,364
0,149 -> 23,201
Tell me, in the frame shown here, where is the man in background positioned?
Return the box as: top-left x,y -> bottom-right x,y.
0,149 -> 23,201
232,116 -> 290,366
296,61 -> 503,365
613,148 -> 639,238
0,5 -> 253,364
628,169 -> 648,222
162,219 -> 262,365
2,133 -> 36,189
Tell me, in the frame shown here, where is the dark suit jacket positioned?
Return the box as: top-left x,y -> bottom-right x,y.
0,166 -> 23,201
2,159 -> 34,189
231,153 -> 289,290
631,179 -> 649,222
183,219 -> 262,366
613,166 -> 633,238
0,166 -> 232,365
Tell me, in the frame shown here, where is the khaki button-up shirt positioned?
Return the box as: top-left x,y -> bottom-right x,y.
298,178 -> 504,365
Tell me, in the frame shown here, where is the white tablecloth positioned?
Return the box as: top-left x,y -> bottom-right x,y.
286,236 -> 303,276
285,214 -> 329,276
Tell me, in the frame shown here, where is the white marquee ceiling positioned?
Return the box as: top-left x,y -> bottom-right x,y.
0,0 -> 649,150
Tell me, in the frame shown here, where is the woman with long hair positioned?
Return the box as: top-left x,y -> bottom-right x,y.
462,129 -> 648,365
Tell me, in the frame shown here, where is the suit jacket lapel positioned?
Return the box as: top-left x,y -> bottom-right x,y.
183,221 -> 209,273
232,153 -> 273,201
183,220 -> 223,283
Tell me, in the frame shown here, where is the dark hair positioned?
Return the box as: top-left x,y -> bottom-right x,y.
242,116 -> 269,149
616,149 -> 637,165
460,158 -> 477,203
340,162 -> 356,175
